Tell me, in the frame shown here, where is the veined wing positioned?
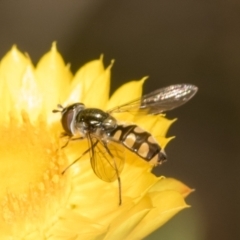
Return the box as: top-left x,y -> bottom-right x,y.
108,84 -> 198,115
88,135 -> 125,182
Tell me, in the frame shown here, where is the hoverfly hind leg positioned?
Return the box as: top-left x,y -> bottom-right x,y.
117,176 -> 122,206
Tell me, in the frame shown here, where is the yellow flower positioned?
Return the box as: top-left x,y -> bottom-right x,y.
0,44 -> 193,239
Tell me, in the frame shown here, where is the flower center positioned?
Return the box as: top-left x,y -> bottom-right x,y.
0,112 -> 68,235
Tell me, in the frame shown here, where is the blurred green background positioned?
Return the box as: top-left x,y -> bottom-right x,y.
0,1 -> 239,239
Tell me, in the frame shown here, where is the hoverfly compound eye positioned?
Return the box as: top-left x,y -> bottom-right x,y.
61,103 -> 85,135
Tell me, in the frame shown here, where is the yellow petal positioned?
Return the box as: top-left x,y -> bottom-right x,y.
107,77 -> 147,109
151,117 -> 176,137
0,45 -> 29,93
155,136 -> 175,149
48,210 -> 107,240
0,79 -> 12,123
64,57 -> 105,105
105,208 -> 150,240
121,153 -> 159,199
149,177 -> 194,198
63,81 -> 83,106
134,115 -> 176,137
72,57 -> 104,93
36,43 -> 72,116
107,78 -> 147,122
68,56 -> 111,109
104,196 -> 153,239
81,60 -> 112,109
127,191 -> 189,239
16,64 -> 43,122
0,112 -> 67,239
0,46 -> 29,121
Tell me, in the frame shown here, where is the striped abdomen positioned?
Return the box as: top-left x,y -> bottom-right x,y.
109,124 -> 166,166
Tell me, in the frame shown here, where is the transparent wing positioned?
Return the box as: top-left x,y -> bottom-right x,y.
88,135 -> 125,182
108,84 -> 198,115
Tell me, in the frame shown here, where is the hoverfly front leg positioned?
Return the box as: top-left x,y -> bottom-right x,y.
61,147 -> 91,175
60,134 -> 85,149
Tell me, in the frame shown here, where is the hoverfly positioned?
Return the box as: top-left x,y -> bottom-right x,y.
53,84 -> 198,205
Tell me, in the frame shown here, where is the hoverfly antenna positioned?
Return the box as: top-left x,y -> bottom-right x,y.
52,104 -> 64,113
52,109 -> 61,113
57,104 -> 64,109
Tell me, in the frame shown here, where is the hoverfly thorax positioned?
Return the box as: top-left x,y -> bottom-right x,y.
75,108 -> 117,134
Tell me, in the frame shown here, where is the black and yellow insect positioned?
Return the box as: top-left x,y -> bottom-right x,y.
53,84 -> 198,205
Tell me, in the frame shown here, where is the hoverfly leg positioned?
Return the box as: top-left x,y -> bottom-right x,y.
62,147 -> 91,175
117,175 -> 122,206
59,132 -> 71,149
60,132 -> 68,137
61,137 -> 71,149
61,136 -> 85,149
103,141 -> 122,206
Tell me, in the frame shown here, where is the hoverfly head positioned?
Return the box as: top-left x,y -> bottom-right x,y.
53,103 -> 85,135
